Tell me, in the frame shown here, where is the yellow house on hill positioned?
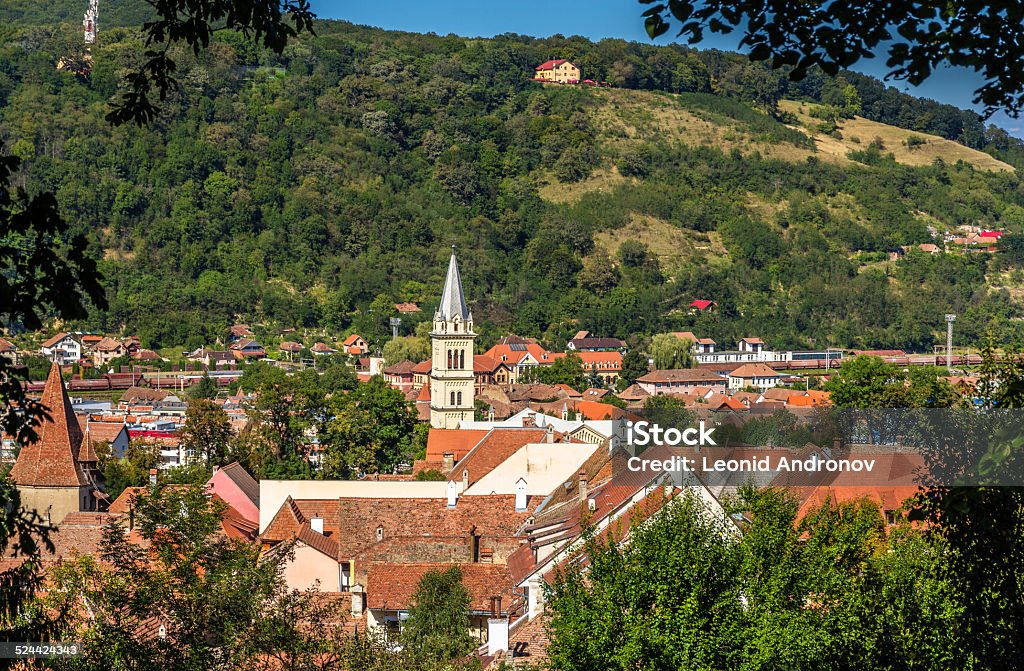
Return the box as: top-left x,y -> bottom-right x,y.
534,59 -> 581,84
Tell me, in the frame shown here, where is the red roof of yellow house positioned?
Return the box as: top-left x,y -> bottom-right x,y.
535,59 -> 569,71
576,351 -> 623,370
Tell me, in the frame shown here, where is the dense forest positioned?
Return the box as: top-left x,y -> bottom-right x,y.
4,1 -> 1024,352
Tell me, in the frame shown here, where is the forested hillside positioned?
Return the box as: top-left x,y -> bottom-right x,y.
4,5 -> 1024,352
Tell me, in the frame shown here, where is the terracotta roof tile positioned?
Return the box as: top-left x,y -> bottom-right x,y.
425,429 -> 489,462
728,363 -> 779,378
9,363 -> 89,487
452,428 -> 550,487
637,368 -> 725,384
366,562 -> 514,612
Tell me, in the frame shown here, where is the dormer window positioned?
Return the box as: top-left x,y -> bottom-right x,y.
375,525 -> 384,542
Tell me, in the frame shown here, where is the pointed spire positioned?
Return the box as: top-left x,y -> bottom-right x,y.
9,363 -> 89,487
436,246 -> 472,322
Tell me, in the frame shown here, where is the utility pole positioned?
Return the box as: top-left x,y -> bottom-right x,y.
945,314 -> 956,373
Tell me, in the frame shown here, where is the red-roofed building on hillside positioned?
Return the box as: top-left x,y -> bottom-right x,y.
533,59 -> 580,84
9,363 -> 105,524
0,336 -> 17,363
341,334 -> 368,355
40,332 -> 82,364
311,342 -> 339,356
689,299 -> 716,313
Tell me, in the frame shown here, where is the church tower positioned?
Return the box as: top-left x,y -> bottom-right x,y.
9,363 -> 103,524
430,248 -> 476,429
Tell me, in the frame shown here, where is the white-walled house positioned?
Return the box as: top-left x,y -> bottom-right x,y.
40,332 -> 82,364
727,363 -> 780,391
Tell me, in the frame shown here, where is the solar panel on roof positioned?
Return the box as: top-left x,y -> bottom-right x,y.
510,343 -> 527,351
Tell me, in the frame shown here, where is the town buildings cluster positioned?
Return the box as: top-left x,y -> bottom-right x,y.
4,249 -> 986,667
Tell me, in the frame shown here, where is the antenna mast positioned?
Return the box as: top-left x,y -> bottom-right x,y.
83,0 -> 98,45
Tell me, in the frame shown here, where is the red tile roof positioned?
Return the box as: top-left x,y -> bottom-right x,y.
473,354 -> 504,373
40,332 -> 74,349
342,334 -> 364,347
728,363 -> 779,378
535,59 -> 568,71
452,428 -> 550,487
425,429 -> 490,463
689,299 -> 715,310
483,343 -> 555,366
366,562 -> 514,612
575,351 -> 622,370
383,360 -> 417,375
9,363 -> 89,487
573,400 -> 617,420
637,368 -> 725,384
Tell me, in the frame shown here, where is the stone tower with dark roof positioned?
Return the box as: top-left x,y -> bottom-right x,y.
9,363 -> 103,524
430,249 -> 476,429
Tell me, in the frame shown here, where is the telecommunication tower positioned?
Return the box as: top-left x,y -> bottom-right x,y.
83,0 -> 98,45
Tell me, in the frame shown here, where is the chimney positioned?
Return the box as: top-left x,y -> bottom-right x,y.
351,584 -> 364,618
561,402 -> 569,421
149,468 -> 158,488
578,471 -> 587,502
515,478 -> 527,512
487,404 -> 495,422
310,516 -> 324,534
442,452 -> 455,472
833,437 -> 841,451
546,425 -> 555,443
523,413 -> 535,427
462,469 -> 469,491
447,480 -> 458,508
487,616 -> 510,656
490,595 -> 502,617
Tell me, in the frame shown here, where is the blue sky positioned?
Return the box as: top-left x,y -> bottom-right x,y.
312,0 -> 1022,137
